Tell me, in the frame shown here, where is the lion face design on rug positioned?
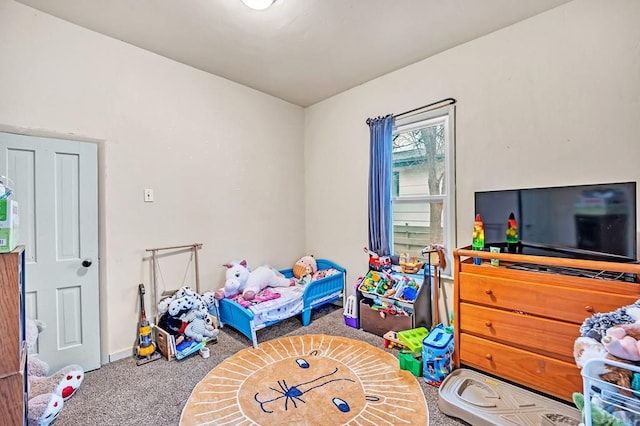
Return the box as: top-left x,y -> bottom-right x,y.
180,335 -> 428,426
248,353 -> 362,418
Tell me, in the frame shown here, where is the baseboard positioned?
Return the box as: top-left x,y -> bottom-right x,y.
108,348 -> 133,363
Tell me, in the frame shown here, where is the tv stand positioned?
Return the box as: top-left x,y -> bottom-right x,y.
506,262 -> 636,282
452,246 -> 640,402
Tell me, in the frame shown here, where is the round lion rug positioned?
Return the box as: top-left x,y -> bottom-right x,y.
180,334 -> 429,425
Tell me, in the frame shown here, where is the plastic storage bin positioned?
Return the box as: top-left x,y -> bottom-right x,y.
422,324 -> 454,386
343,294 -> 358,328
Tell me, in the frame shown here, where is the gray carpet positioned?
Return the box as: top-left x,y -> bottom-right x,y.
55,305 -> 468,425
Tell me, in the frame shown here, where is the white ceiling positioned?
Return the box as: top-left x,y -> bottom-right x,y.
16,0 -> 571,107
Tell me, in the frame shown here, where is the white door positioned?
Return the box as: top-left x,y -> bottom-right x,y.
0,131 -> 100,372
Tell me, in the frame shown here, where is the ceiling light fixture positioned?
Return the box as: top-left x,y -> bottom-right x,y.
241,0 -> 275,10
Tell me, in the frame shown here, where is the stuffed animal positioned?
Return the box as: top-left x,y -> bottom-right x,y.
214,277 -> 243,300
601,307 -> 640,361
580,301 -> 640,341
27,393 -> 64,426
243,265 -> 294,301
217,260 -> 294,301
184,315 -> 219,342
293,255 -> 317,280
573,393 -> 627,426
157,287 -> 219,342
214,260 -> 252,300
25,318 -> 85,426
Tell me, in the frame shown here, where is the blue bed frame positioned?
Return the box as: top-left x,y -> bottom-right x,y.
214,259 -> 346,348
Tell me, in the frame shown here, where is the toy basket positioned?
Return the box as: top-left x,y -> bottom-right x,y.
343,294 -> 358,328
581,357 -> 640,425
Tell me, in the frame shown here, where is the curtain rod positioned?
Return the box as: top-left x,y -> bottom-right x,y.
394,97 -> 456,120
365,98 -> 456,124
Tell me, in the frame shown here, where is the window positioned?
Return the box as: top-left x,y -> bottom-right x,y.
392,106 -> 455,275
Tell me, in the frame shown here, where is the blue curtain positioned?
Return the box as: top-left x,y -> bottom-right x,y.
366,114 -> 394,256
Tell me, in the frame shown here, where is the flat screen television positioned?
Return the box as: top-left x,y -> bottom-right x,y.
474,181 -> 637,263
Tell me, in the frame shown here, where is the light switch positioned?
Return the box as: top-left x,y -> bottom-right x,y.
144,189 -> 154,202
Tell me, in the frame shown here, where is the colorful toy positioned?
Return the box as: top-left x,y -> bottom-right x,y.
397,327 -> 429,352
399,350 -> 423,377
363,247 -> 391,271
472,214 -> 485,265
506,212 -> 519,253
399,253 -> 424,274
383,331 -> 407,350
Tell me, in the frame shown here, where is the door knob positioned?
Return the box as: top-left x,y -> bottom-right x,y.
82,258 -> 93,267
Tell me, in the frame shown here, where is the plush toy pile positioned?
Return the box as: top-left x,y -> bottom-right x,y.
157,286 -> 219,344
574,300 -> 640,424
25,318 -> 84,426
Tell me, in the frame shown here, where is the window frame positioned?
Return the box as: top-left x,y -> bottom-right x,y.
392,105 -> 456,277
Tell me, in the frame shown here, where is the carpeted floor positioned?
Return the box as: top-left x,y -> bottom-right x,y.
181,334 -> 429,425
54,305 -> 469,425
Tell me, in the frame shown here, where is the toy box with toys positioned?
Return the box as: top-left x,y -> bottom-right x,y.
358,267 -> 432,337
154,286 -> 219,361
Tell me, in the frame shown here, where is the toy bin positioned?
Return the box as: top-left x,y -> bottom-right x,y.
359,299 -> 412,337
343,294 -> 358,328
422,324 -> 454,387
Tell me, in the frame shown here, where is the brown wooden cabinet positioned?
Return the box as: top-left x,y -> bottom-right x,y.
452,246 -> 640,402
0,246 -> 27,425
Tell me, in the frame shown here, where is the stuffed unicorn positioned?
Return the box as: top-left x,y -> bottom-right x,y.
215,259 -> 294,301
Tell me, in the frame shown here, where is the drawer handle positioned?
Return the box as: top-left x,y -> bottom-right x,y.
485,321 -> 492,327
485,289 -> 493,295
585,306 -> 594,313
485,354 -> 493,360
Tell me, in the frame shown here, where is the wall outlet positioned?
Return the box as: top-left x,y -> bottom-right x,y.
144,189 -> 154,202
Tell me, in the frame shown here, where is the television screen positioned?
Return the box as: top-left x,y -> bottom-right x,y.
474,182 -> 637,262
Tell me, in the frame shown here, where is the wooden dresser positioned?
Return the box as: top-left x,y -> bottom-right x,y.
453,246 -> 640,402
0,246 -> 27,425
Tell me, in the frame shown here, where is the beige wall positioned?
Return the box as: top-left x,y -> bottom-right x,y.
0,0 -> 305,361
304,0 -> 640,320
1,0 -> 639,360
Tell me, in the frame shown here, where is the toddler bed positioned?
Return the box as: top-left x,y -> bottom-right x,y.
215,258 -> 346,348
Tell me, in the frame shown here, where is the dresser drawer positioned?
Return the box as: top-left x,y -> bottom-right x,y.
459,272 -> 638,324
459,303 -> 579,362
459,333 -> 582,402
